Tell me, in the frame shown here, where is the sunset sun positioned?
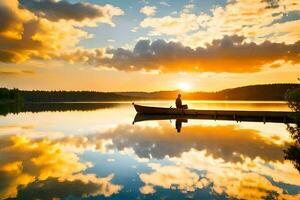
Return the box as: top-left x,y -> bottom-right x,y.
178,82 -> 191,91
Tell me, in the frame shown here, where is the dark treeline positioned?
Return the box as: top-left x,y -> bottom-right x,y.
23,102 -> 121,112
213,84 -> 300,100
0,88 -> 22,103
194,83 -> 300,100
0,103 -> 23,116
0,102 -> 121,116
119,84 -> 300,100
21,90 -> 141,102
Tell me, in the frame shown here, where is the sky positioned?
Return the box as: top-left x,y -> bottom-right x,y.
0,0 -> 300,92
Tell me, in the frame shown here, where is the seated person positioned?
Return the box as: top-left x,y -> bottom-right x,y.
175,94 -> 188,109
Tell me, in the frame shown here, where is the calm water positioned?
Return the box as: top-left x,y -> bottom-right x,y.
0,101 -> 299,200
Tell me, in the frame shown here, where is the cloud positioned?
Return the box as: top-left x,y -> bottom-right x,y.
140,6 -> 156,16
0,69 -> 35,76
98,36 -> 300,73
0,0 -> 122,63
159,1 -> 170,7
140,13 -> 209,35
0,0 -> 34,40
19,0 -> 124,26
131,26 -> 139,32
54,48 -> 106,65
140,0 -> 300,47
0,135 -> 122,199
182,3 -> 195,13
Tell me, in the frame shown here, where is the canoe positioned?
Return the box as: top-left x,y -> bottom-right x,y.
133,103 -> 191,115
132,103 -> 295,122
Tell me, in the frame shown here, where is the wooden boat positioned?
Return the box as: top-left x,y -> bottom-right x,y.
133,103 -> 192,115
132,103 -> 295,123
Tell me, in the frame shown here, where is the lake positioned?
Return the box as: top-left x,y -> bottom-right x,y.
0,101 -> 299,200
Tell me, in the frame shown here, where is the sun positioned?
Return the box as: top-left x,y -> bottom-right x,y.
178,82 -> 191,91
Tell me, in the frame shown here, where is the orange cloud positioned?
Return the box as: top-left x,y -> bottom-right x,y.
94,36 -> 300,73
0,0 -> 122,63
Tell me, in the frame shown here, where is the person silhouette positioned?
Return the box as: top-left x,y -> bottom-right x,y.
175,119 -> 182,133
175,94 -> 188,109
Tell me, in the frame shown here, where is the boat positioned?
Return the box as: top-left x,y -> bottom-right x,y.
132,103 -> 295,123
133,103 -> 192,115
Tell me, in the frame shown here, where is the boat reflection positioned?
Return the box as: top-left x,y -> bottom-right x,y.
133,113 -> 294,124
133,113 -> 295,133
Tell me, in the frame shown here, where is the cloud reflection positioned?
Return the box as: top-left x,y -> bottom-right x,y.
1,121 -> 299,199
96,123 -> 288,162
138,148 -> 300,199
139,163 -> 209,194
171,149 -> 300,200
0,135 -> 122,200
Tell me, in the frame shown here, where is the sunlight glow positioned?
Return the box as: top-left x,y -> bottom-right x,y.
178,82 -> 191,91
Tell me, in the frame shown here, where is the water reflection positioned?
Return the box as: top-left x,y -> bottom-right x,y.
284,114 -> 300,173
133,113 -> 295,125
0,135 -> 121,200
0,102 -> 299,200
101,123 -> 287,162
0,102 -> 122,116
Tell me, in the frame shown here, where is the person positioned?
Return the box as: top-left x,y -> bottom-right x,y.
175,94 -> 188,109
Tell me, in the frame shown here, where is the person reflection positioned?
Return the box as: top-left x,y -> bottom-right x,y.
175,118 -> 188,133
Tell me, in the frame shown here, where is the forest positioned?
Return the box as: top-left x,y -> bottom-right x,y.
0,88 -> 23,104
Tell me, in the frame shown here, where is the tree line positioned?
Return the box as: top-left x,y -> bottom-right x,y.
20,90 -> 140,102
0,88 -> 22,103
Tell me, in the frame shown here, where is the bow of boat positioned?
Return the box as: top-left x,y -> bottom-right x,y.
133,103 -> 172,114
